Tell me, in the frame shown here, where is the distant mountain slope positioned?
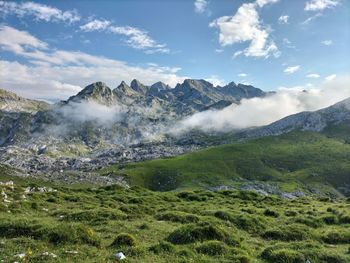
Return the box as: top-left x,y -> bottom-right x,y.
238,98 -> 350,140
102,131 -> 350,196
0,88 -> 50,113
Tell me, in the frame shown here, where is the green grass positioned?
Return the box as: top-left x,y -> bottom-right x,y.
0,180 -> 349,262
101,131 -> 350,194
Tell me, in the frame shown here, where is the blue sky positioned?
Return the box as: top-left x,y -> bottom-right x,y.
0,0 -> 349,100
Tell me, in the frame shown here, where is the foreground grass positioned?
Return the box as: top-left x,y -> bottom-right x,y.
1,181 -> 349,262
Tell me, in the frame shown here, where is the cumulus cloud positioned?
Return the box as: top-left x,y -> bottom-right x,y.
173,75 -> 350,133
80,19 -> 111,31
0,1 -> 80,23
209,0 -> 280,58
194,0 -> 208,13
80,21 -> 169,54
305,0 -> 339,11
321,40 -> 333,46
109,26 -> 169,54
0,26 -> 186,100
325,74 -> 336,81
278,15 -> 289,24
238,73 -> 248,77
284,65 -> 300,74
306,73 -> 320,78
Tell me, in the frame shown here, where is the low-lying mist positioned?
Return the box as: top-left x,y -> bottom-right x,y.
172,75 -> 350,133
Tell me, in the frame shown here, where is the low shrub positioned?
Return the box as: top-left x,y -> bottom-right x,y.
47,224 -> 101,246
167,222 -> 238,245
264,209 -> 279,218
261,247 -> 305,263
215,211 -> 266,234
110,233 -> 137,247
155,211 -> 199,223
0,219 -> 42,238
149,241 -> 176,254
322,215 -> 338,224
293,216 -> 324,228
63,208 -> 126,223
195,241 -> 228,256
176,191 -> 206,201
262,224 -> 310,241
285,210 -> 298,217
321,231 -> 350,244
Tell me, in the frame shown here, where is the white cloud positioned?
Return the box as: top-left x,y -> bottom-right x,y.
205,75 -> 225,86
305,0 -> 339,11
284,65 -> 301,74
209,1 -> 280,58
278,15 -> 289,24
321,40 -> 333,46
0,1 -> 80,23
215,49 -> 224,53
80,19 -> 111,31
306,73 -> 320,78
301,13 -> 322,24
173,75 -> 350,133
325,74 -> 336,81
256,0 -> 279,7
0,26 -> 186,100
109,26 -> 169,54
238,73 -> 248,77
194,0 -> 208,13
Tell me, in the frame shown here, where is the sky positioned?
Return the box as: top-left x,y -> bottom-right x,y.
0,0 -> 349,101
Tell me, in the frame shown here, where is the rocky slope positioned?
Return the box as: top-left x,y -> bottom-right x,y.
0,79 -> 268,179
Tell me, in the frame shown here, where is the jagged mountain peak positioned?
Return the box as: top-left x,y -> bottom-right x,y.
68,82 -> 116,105
130,79 -> 149,95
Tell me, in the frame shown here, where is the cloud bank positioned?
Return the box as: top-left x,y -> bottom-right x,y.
173,75 -> 350,133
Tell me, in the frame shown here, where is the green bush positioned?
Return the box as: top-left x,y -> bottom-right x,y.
215,211 -> 266,234
149,241 -> 176,254
195,241 -> 228,255
293,216 -> 324,228
322,215 -> 338,224
339,214 -> 350,224
63,208 -> 126,223
321,231 -> 350,244
261,247 -> 305,263
0,219 -> 42,238
110,233 -> 137,247
167,222 -> 238,245
47,224 -> 101,246
264,209 -> 279,218
155,211 -> 199,223
262,225 -> 310,241
285,210 -> 298,217
176,191 -> 206,201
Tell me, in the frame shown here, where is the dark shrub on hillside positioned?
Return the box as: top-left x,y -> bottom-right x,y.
195,241 -> 228,256
261,247 -> 305,263
167,222 -> 238,245
176,191 -> 206,201
149,241 -> 176,254
339,214 -> 350,224
63,208 -> 126,223
319,253 -> 348,263
264,209 -> 279,218
155,211 -> 199,223
0,219 -> 42,238
293,216 -> 324,228
321,231 -> 350,244
214,211 -> 266,234
322,215 -> 338,224
262,225 -> 310,241
110,233 -> 137,247
47,224 -> 101,246
237,191 -> 260,201
285,210 -> 298,217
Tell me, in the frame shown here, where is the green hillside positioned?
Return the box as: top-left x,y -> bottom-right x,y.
101,131 -> 350,194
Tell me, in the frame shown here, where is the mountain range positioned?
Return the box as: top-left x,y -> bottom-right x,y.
0,79 -> 349,190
